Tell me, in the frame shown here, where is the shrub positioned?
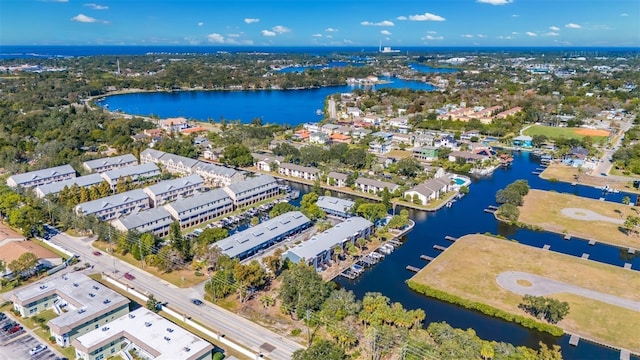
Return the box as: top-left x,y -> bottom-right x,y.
290,328 -> 302,337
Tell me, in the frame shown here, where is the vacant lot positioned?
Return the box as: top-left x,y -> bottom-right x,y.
410,234 -> 640,353
518,189 -> 639,249
523,125 -> 609,142
539,163 -> 639,194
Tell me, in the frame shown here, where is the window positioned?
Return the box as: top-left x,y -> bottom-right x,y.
96,354 -> 104,360
30,308 -> 37,314
95,324 -> 99,329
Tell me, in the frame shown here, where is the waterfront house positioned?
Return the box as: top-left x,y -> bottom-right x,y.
75,189 -> 150,221
278,163 -> 320,181
101,163 -> 161,191
253,153 -> 285,172
7,164 -> 76,189
143,174 -> 204,207
326,171 -> 348,187
222,175 -> 279,207
316,196 -> 354,217
163,188 -> 233,229
112,207 -> 175,237
411,147 -> 439,162
160,117 -> 188,132
404,178 -> 453,205
448,151 -> 489,164
214,211 -> 311,260
283,217 -> 373,271
82,154 -> 138,173
192,161 -> 245,187
512,135 -> 533,148
355,177 -> 400,194
10,272 -> 130,348
460,130 -> 481,141
35,173 -> 105,199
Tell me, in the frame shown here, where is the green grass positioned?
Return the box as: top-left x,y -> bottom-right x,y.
523,125 -> 608,142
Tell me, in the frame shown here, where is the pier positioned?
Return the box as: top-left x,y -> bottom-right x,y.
581,253 -> 590,259
406,265 -> 421,273
564,234 -> 572,240
420,255 -> 434,261
433,245 -> 447,251
487,205 -> 499,210
531,171 -> 541,175
444,236 -> 458,242
569,334 -> 580,346
484,208 -> 497,213
589,240 -> 596,245
543,244 -> 551,250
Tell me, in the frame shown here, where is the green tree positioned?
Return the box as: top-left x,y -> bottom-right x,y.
356,203 -> 387,223
319,288 -> 362,322
269,202 -> 299,218
222,144 -> 254,167
292,339 -> 348,360
197,227 -> 229,245
622,196 -> 631,205
279,263 -> 334,319
496,203 -> 520,222
146,294 -> 160,313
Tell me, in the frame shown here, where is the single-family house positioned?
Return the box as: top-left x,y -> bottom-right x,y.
404,178 -> 452,205
513,135 -> 533,148
411,147 -> 439,162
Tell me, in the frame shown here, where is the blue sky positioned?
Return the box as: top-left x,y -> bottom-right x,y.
1,0 -> 639,47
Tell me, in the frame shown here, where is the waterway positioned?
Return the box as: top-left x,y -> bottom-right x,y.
287,152 -> 638,359
98,77 -> 437,126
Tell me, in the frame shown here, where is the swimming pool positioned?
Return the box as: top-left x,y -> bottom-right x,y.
453,178 -> 465,185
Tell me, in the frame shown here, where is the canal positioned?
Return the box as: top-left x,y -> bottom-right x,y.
289,152 -> 638,359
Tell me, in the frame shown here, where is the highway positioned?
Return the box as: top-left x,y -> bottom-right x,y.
49,233 -> 303,360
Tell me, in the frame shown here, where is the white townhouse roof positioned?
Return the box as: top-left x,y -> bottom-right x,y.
35,173 -> 104,198
140,148 -> 167,162
112,207 -> 174,233
223,175 -> 277,198
285,217 -> 372,262
214,211 -> 310,258
192,161 -> 240,179
355,177 -> 399,191
72,308 -> 213,360
82,154 -> 137,172
158,152 -> 200,169
7,164 -> 76,187
75,189 -> 149,216
316,196 -> 354,214
163,188 -> 232,216
279,163 -> 320,174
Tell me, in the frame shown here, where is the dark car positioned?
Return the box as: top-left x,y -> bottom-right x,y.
0,313 -> 5,321
191,299 -> 203,306
92,251 -> 102,256
2,322 -> 16,331
7,325 -> 22,334
124,272 -> 135,280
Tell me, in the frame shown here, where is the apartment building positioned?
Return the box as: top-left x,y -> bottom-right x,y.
7,164 -> 76,188
222,175 -> 279,207
82,154 -> 138,173
163,188 -> 233,229
143,174 -> 204,207
75,189 -> 150,221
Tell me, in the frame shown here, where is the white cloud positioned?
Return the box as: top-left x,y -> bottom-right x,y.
549,26 -> 560,31
343,39 -> 353,44
407,12 -> 446,21
396,16 -> 407,20
526,31 -> 537,36
477,0 -> 513,5
512,31 -> 519,35
312,34 -> 323,37
497,35 -> 514,40
427,30 -> 437,34
565,23 -> 581,29
620,13 -> 628,16
244,18 -> 260,24
461,34 -> 474,38
360,20 -> 394,26
592,24 -> 611,30
326,35 -> 333,39
197,22 -> 204,27
477,34 -> 487,38
544,32 -> 559,36
71,14 -> 97,23
511,14 -> 520,17
207,33 -> 225,43
325,27 -> 338,32
261,30 -> 276,37
272,25 -> 291,34
423,35 -> 444,40
380,30 -> 391,35
84,3 -> 108,10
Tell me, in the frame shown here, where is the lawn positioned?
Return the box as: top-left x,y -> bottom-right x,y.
518,189 -> 640,249
523,125 -> 609,142
410,234 -> 640,353
539,163 -> 640,194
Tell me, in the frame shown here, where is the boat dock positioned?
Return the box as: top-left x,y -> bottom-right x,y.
484,208 -> 497,213
564,234 -> 572,240
433,245 -> 447,251
444,236 -> 458,242
406,265 -> 421,273
569,334 -> 580,346
420,255 -> 434,261
487,205 -> 499,210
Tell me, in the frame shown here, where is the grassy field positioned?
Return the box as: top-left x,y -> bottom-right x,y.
523,125 -> 609,142
539,163 -> 640,194
410,234 -> 640,353
518,189 -> 640,249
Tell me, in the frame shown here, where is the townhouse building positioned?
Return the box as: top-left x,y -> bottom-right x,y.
278,163 -> 320,181
75,189 -> 150,221
111,207 -> 175,237
101,163 -> 161,190
143,174 -> 204,207
163,188 -> 233,229
7,164 -> 76,188
222,175 -> 279,207
82,154 -> 138,173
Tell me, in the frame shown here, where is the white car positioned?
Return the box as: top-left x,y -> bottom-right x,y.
29,344 -> 47,355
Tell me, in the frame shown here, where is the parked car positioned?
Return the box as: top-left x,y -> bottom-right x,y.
92,251 -> 102,256
7,325 -> 22,334
0,313 -> 6,321
191,299 -> 203,306
124,272 -> 135,280
2,322 -> 16,331
29,344 -> 47,355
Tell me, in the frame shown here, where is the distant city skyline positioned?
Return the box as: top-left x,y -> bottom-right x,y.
1,0 -> 639,47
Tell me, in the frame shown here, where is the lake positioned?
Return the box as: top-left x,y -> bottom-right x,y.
99,77 -> 438,126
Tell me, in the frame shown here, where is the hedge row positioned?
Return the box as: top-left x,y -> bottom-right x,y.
406,281 -> 564,337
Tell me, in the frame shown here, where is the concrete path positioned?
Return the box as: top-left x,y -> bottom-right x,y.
496,271 -> 640,312
561,207 -> 624,224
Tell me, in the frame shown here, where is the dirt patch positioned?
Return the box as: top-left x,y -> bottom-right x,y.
573,128 -> 610,137
517,279 -> 533,287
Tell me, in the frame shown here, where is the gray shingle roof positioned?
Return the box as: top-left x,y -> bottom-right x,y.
140,148 -> 167,161
75,189 -> 149,216
163,188 -> 231,215
113,207 -> 174,231
35,173 -> 105,197
316,196 -> 354,215
326,171 -> 348,181
355,177 -> 399,191
7,164 -> 76,187
279,163 -> 319,174
285,217 -> 372,262
143,175 -> 204,197
215,211 -> 310,258
82,154 -> 137,172
224,175 -> 277,197
407,178 -> 450,197
102,163 -> 160,183
158,152 -> 199,169
192,162 -> 239,178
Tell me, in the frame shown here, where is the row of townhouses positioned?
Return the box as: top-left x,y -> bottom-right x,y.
11,272 -> 213,360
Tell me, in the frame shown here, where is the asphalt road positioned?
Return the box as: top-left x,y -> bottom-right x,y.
48,233 -> 303,360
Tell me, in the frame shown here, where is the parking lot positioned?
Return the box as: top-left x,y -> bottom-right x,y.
0,314 -> 61,360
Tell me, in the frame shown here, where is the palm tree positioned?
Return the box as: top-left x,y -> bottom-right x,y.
259,294 -> 275,309
356,237 -> 367,250
332,245 -> 343,263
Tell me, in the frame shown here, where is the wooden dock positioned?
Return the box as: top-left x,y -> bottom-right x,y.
444,236 -> 458,242
433,245 -> 447,251
543,244 -> 551,250
388,239 -> 403,247
624,263 -> 632,270
581,253 -> 590,259
569,334 -> 580,346
484,208 -> 496,213
406,265 -> 421,273
620,349 -> 631,360
420,255 -> 434,261
588,240 -> 596,245
564,234 -> 571,240
487,205 -> 499,210
628,248 -> 636,255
